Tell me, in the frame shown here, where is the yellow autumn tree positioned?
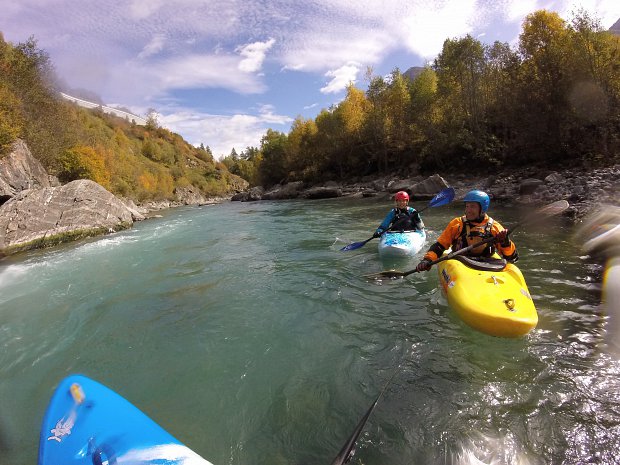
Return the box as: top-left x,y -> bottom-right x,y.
57,145 -> 111,188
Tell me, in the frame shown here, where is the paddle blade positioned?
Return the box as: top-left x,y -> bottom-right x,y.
428,187 -> 455,208
340,239 -> 370,251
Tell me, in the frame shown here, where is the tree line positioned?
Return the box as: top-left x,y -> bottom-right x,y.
222,10 -> 620,187
0,33 -> 240,202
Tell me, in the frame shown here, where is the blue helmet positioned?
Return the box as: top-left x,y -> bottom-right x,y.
463,190 -> 490,213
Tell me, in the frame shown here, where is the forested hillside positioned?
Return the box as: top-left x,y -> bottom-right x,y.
0,33 -> 242,202
223,10 -> 620,187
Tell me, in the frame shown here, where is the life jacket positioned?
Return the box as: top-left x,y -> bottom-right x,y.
452,216 -> 494,257
389,208 -> 419,231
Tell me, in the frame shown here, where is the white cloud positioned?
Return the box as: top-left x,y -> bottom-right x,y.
236,38 -> 275,72
397,0 -> 479,59
505,0 -> 539,22
555,0 -> 620,28
129,0 -> 167,20
159,106 -> 293,159
321,62 -> 361,94
138,34 -> 166,59
104,52 -> 268,102
279,27 -> 392,72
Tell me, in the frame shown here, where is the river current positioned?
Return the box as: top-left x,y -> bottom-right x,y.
1,197 -> 619,465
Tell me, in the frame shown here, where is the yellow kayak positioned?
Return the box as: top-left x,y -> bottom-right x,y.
436,255 -> 538,337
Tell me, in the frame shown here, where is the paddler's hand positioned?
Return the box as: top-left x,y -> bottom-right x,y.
372,231 -> 382,238
496,229 -> 510,247
416,259 -> 432,272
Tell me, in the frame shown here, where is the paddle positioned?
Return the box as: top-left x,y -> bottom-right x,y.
330,367 -> 401,465
340,187 -> 456,252
366,199 -> 570,279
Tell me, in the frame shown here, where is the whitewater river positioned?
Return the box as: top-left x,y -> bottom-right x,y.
1,197 -> 619,465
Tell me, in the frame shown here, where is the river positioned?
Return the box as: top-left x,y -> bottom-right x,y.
1,197 -> 619,465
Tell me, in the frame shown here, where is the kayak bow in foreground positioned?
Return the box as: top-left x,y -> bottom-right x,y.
38,375 -> 213,465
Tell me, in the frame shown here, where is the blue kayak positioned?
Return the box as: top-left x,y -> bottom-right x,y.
378,230 -> 426,258
38,374 -> 213,465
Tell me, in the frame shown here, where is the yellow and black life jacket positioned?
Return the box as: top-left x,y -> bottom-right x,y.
452,216 -> 494,257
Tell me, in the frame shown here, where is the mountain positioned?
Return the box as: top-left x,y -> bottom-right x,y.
403,66 -> 426,81
610,18 -> 620,35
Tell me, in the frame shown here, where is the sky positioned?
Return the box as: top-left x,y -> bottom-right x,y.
1,1 -> 618,159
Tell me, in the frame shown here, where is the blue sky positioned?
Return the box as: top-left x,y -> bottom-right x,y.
1,0 -> 618,158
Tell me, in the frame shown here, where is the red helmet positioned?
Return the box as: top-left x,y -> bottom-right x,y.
394,191 -> 409,201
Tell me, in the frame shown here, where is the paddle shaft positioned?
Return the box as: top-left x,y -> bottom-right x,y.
401,226 -> 517,277
330,366 -> 401,465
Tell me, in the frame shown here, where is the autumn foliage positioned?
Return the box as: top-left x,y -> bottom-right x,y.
0,33 -> 242,201
222,10 -> 620,187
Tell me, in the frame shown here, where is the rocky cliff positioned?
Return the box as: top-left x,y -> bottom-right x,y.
0,139 -> 230,257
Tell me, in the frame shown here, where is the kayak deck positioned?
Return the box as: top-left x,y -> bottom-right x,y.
38,375 -> 213,465
437,256 -> 538,338
378,230 -> 426,258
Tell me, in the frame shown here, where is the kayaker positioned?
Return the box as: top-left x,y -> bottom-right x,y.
415,189 -> 517,271
373,191 -> 424,238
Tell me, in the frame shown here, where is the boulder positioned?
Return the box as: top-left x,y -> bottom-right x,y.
231,192 -> 247,201
410,174 -> 450,199
0,139 -> 58,203
545,171 -> 563,183
232,186 -> 265,202
262,181 -> 304,200
0,180 -> 134,255
302,186 -> 342,199
519,178 -> 544,195
175,185 -> 210,205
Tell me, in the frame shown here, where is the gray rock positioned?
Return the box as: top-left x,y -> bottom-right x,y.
0,180 -> 134,255
519,178 -> 544,195
231,192 -> 247,201
0,139 -> 57,202
410,174 -> 450,198
388,178 -> 415,193
262,181 -> 303,200
545,172 -> 563,183
175,185 -> 210,205
119,197 -> 147,221
302,186 -> 342,199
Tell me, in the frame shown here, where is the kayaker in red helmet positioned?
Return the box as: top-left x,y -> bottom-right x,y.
373,190 -> 424,238
416,189 -> 517,272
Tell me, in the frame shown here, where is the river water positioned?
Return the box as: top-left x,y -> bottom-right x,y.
1,197 -> 619,465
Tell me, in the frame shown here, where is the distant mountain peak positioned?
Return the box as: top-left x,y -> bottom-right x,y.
403,66 -> 426,81
610,17 -> 620,35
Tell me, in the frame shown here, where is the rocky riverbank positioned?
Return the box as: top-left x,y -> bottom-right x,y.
233,165 -> 620,222
1,137 -> 618,257
0,139 -> 235,256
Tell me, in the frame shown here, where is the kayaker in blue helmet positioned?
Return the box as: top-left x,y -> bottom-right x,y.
416,189 -> 517,271
373,191 -> 425,238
